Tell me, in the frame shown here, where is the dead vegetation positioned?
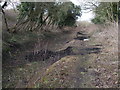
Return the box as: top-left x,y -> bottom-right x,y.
88,23 -> 118,88
2,8 -> 118,88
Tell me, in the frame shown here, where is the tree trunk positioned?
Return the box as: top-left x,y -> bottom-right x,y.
1,8 -> 9,32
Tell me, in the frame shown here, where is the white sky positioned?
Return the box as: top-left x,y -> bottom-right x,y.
1,0 -> 94,22
70,0 -> 94,22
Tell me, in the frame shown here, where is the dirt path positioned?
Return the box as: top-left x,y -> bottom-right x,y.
3,26 -> 100,88
31,24 -> 118,88
3,24 -> 118,88
25,26 -> 102,88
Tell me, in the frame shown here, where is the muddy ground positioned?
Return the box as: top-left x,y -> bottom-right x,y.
2,23 -> 118,88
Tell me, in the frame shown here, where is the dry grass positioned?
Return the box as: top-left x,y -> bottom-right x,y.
88,23 -> 118,88
93,23 -> 118,60
37,56 -> 79,88
2,9 -> 119,88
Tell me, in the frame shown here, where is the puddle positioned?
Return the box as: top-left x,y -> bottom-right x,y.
25,46 -> 75,62
25,45 -> 102,62
74,36 -> 90,40
84,47 -> 101,51
80,47 -> 101,54
3,29 -> 102,88
74,32 -> 90,41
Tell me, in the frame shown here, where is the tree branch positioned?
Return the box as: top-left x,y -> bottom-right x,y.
1,7 -> 9,32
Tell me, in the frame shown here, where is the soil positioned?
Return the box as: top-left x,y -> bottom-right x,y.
2,24 -> 118,88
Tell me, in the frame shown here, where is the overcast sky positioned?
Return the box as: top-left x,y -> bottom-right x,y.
70,0 -> 94,22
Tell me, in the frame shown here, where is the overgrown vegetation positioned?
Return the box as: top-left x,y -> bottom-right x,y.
15,2 -> 81,32
1,0 -> 119,88
92,2 -> 119,24
2,1 -> 82,63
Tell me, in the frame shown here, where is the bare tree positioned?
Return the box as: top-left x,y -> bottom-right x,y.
0,1 -> 10,32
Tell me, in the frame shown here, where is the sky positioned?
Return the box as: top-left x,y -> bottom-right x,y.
1,0 -> 94,22
70,0 -> 94,22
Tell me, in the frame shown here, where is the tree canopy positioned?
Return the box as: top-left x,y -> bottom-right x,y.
15,2 -> 81,32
